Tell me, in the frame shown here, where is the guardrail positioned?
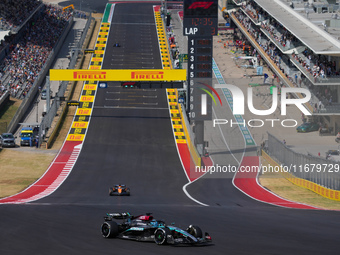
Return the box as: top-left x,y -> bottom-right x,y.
262,149 -> 340,201
266,132 -> 340,191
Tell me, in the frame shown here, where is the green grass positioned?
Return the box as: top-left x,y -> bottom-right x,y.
0,149 -> 55,198
260,158 -> 340,210
0,98 -> 21,133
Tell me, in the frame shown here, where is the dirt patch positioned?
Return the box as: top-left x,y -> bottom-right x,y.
0,149 -> 55,198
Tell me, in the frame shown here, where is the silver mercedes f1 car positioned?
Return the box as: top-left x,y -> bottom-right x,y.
101,212 -> 212,245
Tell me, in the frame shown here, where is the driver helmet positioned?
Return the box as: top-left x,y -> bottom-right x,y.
149,220 -> 158,227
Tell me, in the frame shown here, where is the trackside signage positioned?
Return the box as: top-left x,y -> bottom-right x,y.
50,69 -> 186,81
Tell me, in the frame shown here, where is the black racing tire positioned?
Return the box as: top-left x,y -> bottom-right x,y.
154,227 -> 171,245
126,188 -> 130,196
109,188 -> 114,196
101,221 -> 119,238
187,225 -> 202,238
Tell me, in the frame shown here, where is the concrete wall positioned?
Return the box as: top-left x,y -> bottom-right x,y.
0,91 -> 10,110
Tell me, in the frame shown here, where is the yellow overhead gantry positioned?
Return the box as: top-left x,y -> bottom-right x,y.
49,69 -> 186,81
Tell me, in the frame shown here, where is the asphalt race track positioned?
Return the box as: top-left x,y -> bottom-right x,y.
1,2 -> 340,255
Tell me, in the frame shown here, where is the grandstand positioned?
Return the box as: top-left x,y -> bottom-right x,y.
0,0 -> 42,32
0,3 -> 73,99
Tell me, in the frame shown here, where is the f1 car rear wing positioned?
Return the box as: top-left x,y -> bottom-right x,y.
104,212 -> 154,221
104,212 -> 132,220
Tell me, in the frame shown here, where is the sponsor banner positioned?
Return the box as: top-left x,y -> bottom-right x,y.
154,7 -> 172,70
91,61 -> 102,66
170,109 -> 179,114
92,57 -> 103,62
176,139 -> 187,144
89,66 -> 101,70
167,89 -> 187,144
82,90 -> 95,96
74,115 -> 90,122
174,132 -> 185,136
80,95 -> 95,102
72,122 -> 89,129
79,102 -> 93,108
178,99 -> 201,169
50,69 -> 186,81
76,108 -> 92,115
94,53 -> 104,57
67,134 -> 85,141
70,128 -> 86,134
67,101 -> 80,106
84,84 -> 97,90
84,49 -> 95,54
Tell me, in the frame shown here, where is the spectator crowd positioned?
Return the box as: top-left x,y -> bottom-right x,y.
234,9 -> 283,74
233,5 -> 339,106
0,0 -> 40,30
0,4 -> 73,98
292,48 -> 339,79
240,0 -> 340,83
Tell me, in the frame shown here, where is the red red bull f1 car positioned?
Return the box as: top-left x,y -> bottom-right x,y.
101,212 -> 212,245
109,184 -> 130,196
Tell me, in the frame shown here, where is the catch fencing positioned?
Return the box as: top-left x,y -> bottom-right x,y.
37,13 -> 93,147
267,132 -> 340,190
